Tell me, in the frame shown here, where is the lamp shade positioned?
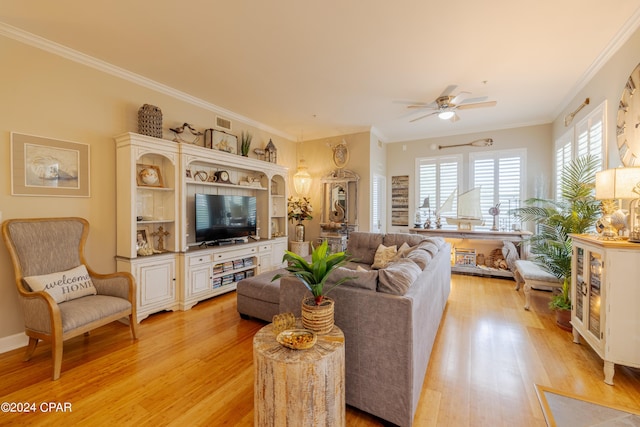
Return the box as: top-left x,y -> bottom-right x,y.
293,161 -> 312,196
595,167 -> 640,200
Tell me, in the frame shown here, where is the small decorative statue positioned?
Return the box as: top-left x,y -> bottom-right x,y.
170,123 -> 203,144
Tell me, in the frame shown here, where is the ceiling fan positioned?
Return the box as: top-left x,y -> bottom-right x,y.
406,85 -> 497,123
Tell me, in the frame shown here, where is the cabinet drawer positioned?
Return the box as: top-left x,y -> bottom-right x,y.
214,246 -> 257,261
259,244 -> 272,252
189,254 -> 213,266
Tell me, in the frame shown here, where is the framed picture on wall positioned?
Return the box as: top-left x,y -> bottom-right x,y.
11,132 -> 90,197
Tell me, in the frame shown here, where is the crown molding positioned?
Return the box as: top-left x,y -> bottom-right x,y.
0,22 -> 294,141
553,8 -> 640,119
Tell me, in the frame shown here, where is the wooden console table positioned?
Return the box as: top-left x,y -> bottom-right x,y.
253,322 -> 345,426
410,228 -> 532,278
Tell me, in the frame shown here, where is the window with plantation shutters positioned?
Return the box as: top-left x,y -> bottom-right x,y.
470,149 -> 526,231
416,155 -> 461,228
371,174 -> 385,232
554,100 -> 605,199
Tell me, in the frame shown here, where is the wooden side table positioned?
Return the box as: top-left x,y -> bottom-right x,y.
289,240 -> 310,257
253,322 -> 345,426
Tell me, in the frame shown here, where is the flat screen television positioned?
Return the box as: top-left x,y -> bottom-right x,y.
195,193 -> 257,243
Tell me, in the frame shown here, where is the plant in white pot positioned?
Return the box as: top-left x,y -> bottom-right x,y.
272,240 -> 352,334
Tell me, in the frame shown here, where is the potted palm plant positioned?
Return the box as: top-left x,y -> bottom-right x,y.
272,240 -> 352,334
515,155 -> 601,330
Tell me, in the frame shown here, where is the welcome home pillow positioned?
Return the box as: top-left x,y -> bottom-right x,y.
24,265 -> 97,303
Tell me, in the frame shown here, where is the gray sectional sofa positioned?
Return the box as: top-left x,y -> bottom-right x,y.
236,231 -> 451,426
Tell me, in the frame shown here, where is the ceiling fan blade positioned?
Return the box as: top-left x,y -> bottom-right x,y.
450,113 -> 460,123
440,85 -> 458,97
406,103 -> 437,109
451,91 -> 471,105
457,95 -> 488,105
456,100 -> 497,110
409,111 -> 438,123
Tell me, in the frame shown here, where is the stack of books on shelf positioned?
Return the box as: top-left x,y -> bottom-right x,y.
213,263 -> 224,274
222,261 -> 234,272
233,259 -> 244,269
221,274 -> 234,286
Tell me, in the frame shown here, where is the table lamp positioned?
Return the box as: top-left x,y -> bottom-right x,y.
595,167 -> 640,240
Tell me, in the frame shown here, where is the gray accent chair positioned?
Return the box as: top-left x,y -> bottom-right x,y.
2,217 -> 138,380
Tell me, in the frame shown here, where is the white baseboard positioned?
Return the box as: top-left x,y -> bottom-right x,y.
0,332 -> 28,354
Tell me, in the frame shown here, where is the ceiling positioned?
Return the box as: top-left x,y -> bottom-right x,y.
2,1 -> 640,143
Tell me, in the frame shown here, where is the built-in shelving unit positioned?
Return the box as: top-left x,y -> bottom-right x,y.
115,132 -> 288,321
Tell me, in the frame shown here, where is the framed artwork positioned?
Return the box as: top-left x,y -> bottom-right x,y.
136,164 -> 164,187
11,132 -> 90,197
391,175 -> 409,226
211,129 -> 238,154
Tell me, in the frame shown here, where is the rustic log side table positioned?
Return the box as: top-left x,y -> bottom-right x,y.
253,322 -> 345,426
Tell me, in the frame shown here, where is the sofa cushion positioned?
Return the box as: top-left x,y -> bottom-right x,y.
377,259 -> 422,295
24,264 -> 97,303
326,266 -> 378,291
236,268 -> 286,304
382,233 -> 425,248
424,237 -> 446,249
415,241 -> 440,256
371,244 -> 397,269
346,232 -> 384,265
405,249 -> 432,270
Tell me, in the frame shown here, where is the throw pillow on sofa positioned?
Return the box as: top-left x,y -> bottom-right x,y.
392,242 -> 412,261
371,244 -> 397,269
377,259 -> 422,295
326,266 -> 379,291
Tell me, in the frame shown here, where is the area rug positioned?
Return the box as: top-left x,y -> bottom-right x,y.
535,384 -> 640,426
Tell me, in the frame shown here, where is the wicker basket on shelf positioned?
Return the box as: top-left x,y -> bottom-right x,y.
137,104 -> 163,138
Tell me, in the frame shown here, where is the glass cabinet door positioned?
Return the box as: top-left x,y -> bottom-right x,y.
575,247 -> 585,323
588,252 -> 603,338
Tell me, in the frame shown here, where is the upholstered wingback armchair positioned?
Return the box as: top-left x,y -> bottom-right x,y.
2,217 -> 137,380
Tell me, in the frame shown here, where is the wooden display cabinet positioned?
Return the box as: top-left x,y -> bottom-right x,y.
570,234 -> 640,385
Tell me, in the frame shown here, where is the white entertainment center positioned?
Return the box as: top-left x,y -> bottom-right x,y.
115,132 -> 288,322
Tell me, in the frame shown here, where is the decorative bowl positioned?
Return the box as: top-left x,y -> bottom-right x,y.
276,329 -> 317,350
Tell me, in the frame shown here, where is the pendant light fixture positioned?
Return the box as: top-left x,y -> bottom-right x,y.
293,133 -> 312,196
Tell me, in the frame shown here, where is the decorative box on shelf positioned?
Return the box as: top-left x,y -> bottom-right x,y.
455,248 -> 476,266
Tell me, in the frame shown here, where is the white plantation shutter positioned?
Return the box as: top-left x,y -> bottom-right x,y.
371,174 -> 385,232
470,149 -> 525,230
416,155 -> 461,227
555,129 -> 573,201
555,101 -> 605,199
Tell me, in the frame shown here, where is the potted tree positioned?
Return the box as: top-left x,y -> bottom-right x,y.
515,155 -> 601,330
272,240 -> 352,334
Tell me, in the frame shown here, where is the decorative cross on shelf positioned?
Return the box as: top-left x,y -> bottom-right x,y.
151,226 -> 170,252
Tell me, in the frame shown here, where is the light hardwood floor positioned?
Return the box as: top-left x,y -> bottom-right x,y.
1,275 -> 639,426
